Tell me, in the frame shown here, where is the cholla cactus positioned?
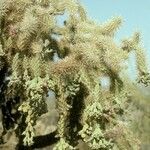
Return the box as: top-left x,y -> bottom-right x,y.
0,0 -> 148,149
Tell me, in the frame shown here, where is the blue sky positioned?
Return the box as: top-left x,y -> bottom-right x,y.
80,0 -> 150,78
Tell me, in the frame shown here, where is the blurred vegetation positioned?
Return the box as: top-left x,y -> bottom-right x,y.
128,84 -> 150,150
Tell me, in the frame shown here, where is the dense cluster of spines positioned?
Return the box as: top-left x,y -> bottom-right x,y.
0,0 -> 149,149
